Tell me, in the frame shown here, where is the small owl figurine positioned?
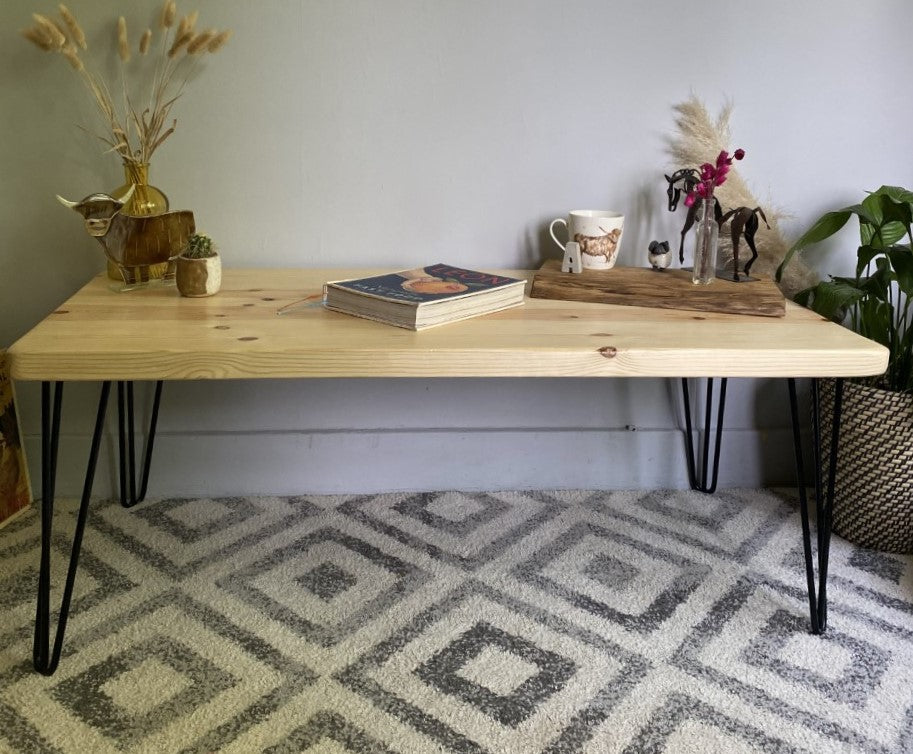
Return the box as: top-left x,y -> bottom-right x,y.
648,240 -> 671,270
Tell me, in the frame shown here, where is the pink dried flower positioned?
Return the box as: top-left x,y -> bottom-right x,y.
684,147 -> 746,206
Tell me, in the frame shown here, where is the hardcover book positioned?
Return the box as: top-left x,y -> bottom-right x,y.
324,264 -> 526,330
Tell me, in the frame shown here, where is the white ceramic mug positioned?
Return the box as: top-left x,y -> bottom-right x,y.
549,210 -> 625,270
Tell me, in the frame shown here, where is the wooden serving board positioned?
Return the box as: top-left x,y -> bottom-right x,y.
529,259 -> 786,317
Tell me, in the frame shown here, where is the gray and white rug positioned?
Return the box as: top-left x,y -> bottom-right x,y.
1,489 -> 912,753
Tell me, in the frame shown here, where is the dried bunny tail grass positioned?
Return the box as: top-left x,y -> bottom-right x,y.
62,43 -> 84,70
168,29 -> 193,57
50,18 -> 71,45
187,30 -> 214,55
117,17 -> 130,62
665,95 -> 818,298
23,4 -> 231,168
20,27 -> 55,52
160,0 -> 177,29
207,29 -> 232,53
58,5 -> 86,49
174,12 -> 196,39
33,13 -> 66,49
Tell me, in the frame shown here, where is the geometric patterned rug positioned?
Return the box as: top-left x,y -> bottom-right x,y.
1,489 -> 912,753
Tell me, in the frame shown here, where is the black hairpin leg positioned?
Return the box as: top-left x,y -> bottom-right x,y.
33,381 -> 111,675
116,380 -> 163,508
787,377 -> 843,634
681,378 -> 728,493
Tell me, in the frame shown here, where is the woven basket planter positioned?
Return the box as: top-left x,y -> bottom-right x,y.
817,378 -> 913,553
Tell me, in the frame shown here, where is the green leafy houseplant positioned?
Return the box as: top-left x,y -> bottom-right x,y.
778,185 -> 913,392
182,233 -> 217,259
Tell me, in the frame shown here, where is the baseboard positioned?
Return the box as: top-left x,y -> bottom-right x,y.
21,426 -> 803,498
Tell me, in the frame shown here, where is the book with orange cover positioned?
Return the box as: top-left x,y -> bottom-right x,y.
325,264 -> 526,330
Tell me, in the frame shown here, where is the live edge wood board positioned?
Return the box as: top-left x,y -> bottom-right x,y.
8,268 -> 886,382
530,259 -> 786,317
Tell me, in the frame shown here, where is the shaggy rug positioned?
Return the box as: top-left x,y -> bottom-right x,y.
1,489 -> 912,753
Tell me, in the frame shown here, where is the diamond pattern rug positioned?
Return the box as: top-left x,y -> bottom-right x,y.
1,489 -> 912,753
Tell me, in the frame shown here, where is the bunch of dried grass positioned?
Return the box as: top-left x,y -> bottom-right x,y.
665,96 -> 817,298
21,2 -> 232,167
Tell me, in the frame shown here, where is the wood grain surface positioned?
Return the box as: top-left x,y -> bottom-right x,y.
530,259 -> 786,317
8,268 -> 887,381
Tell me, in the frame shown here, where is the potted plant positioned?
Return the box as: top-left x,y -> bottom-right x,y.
176,233 -> 221,297
778,185 -> 913,552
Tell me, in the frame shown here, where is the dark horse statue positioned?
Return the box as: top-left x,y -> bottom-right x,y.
664,168 -> 700,212
719,206 -> 770,281
665,168 -> 723,263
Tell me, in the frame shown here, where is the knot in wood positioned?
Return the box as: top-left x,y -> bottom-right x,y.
598,346 -> 618,358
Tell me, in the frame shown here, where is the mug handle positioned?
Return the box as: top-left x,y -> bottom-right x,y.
549,218 -> 568,252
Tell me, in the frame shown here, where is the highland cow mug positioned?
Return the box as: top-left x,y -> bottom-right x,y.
549,210 -> 625,270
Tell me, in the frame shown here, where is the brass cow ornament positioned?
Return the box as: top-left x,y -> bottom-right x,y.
57,186 -> 195,286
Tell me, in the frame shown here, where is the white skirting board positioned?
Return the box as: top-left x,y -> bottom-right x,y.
22,426 -> 803,498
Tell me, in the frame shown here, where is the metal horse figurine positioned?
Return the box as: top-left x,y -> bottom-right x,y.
665,168 -> 722,263
719,206 -> 769,281
664,168 -> 700,212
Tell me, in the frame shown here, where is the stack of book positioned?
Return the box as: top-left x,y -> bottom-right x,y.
324,264 -> 526,330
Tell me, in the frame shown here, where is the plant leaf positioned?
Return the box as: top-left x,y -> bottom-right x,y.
854,261 -> 894,302
861,192 -> 885,227
800,279 -> 865,321
855,245 -> 882,278
888,245 -> 913,298
873,221 -> 909,247
776,209 -> 853,281
857,297 -> 893,347
876,185 -> 913,207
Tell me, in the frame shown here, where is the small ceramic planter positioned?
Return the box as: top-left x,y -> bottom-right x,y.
176,253 -> 221,297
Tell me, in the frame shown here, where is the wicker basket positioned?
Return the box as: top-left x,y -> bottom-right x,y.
817,378 -> 913,553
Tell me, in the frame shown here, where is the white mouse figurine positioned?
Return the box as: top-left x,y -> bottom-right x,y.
648,240 -> 671,270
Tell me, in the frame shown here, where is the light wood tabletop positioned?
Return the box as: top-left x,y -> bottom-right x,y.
8,268 -> 889,382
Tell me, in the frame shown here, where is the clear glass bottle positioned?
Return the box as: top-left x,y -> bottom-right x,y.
692,198 -> 719,285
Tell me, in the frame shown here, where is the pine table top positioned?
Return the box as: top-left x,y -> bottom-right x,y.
8,268 -> 888,381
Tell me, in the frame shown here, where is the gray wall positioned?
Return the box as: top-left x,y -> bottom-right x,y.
2,0 -> 912,496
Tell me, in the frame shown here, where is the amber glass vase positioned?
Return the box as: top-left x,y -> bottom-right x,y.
107,162 -> 170,282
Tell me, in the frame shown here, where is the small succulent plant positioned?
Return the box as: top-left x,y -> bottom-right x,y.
182,232 -> 217,259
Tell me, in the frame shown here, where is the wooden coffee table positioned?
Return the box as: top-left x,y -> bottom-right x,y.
8,268 -> 888,674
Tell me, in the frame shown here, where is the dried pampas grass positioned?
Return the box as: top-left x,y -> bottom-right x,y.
665,96 -> 817,298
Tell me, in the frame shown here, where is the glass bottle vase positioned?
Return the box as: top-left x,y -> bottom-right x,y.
107,162 -> 170,283
692,198 -> 719,285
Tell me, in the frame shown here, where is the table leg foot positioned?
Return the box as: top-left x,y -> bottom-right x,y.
787,377 -> 842,635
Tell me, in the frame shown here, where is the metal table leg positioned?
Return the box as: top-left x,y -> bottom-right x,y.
116,380 -> 163,508
681,377 -> 728,493
787,377 -> 843,634
33,381 -> 111,675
